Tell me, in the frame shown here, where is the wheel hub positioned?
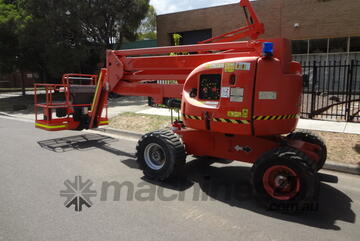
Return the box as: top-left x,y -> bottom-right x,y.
151,150 -> 162,162
262,165 -> 300,201
274,175 -> 288,188
144,143 -> 166,170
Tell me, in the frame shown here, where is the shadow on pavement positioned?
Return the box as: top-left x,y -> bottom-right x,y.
142,158 -> 356,231
121,158 -> 139,169
37,134 -> 134,159
37,135 -> 355,230
318,172 -> 339,183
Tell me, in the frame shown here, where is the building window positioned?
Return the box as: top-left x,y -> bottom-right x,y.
292,40 -> 308,54
293,37 -> 360,54
309,39 -> 328,53
170,29 -> 212,45
329,37 -> 348,53
292,37 -> 357,64
350,37 -> 360,52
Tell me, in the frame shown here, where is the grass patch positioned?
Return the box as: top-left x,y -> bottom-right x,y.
109,112 -> 171,133
310,130 -> 360,165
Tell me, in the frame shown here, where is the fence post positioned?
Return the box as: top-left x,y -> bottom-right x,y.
346,60 -> 355,121
310,61 -> 317,119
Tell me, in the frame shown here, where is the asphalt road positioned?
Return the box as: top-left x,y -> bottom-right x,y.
0,116 -> 359,241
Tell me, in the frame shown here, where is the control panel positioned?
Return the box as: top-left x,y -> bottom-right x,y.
199,74 -> 221,100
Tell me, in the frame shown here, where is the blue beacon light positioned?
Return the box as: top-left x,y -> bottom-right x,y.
262,42 -> 274,57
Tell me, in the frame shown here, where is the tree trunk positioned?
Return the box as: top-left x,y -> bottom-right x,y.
20,69 -> 25,96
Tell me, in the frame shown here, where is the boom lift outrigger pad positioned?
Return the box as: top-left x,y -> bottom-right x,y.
34,0 -> 326,211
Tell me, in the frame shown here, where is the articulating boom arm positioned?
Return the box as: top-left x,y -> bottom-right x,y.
106,0 -> 265,105
106,40 -> 264,104
199,0 -> 264,44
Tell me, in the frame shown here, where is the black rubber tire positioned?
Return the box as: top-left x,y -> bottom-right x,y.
287,130 -> 327,171
136,130 -> 186,181
251,146 -> 319,212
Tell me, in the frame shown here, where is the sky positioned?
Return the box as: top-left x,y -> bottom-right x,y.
150,0 -> 240,15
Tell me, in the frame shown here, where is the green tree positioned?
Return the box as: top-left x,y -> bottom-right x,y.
73,0 -> 150,49
18,0 -> 90,80
137,5 -> 157,40
0,0 -> 32,94
0,0 -> 24,73
1,0 -> 150,82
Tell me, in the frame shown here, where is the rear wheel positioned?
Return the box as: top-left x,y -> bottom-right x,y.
287,131 -> 327,171
136,130 -> 186,181
251,146 -> 319,212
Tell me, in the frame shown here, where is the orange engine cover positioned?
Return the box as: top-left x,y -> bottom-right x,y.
181,38 -> 302,136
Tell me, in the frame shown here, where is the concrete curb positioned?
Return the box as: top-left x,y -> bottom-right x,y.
95,127 -> 360,176
0,112 -> 33,123
0,112 -> 14,118
323,161 -> 360,176
96,127 -> 143,139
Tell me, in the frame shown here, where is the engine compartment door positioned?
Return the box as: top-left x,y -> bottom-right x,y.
182,57 -> 258,135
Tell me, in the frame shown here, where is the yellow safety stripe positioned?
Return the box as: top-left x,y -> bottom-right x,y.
183,114 -> 203,120
91,71 -> 103,112
212,118 -> 250,125
183,113 -> 249,124
253,114 -> 299,121
99,120 -> 109,124
35,123 -> 66,129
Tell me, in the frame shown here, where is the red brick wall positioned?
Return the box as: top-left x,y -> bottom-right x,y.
157,0 -> 360,46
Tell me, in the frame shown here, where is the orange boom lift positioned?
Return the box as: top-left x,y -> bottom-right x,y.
34,0 -> 326,210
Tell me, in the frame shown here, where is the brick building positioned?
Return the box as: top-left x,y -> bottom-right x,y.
157,0 -> 360,63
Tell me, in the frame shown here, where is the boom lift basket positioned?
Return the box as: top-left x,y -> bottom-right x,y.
34,73 -> 109,131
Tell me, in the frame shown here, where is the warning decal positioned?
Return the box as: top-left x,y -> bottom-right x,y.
224,63 -> 235,73
235,62 -> 251,71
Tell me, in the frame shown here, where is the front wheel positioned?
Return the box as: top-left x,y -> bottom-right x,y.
136,130 -> 186,181
251,147 -> 319,212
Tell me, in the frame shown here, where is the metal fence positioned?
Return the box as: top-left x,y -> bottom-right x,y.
297,59 -> 360,122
